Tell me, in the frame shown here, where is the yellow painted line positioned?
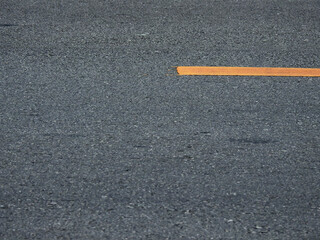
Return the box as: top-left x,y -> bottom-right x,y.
176,66 -> 320,77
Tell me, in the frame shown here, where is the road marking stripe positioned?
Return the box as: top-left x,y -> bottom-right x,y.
176,66 -> 320,77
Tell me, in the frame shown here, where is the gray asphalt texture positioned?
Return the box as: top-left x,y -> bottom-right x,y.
1,0 -> 320,239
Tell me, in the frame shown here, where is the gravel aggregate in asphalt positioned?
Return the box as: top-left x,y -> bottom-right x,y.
1,0 -> 320,239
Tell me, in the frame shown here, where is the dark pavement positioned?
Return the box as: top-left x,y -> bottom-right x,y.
1,0 -> 320,239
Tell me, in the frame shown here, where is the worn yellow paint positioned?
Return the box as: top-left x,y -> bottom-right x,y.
176,66 -> 320,77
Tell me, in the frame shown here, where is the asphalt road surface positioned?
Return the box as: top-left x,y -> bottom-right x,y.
1,0 -> 320,239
